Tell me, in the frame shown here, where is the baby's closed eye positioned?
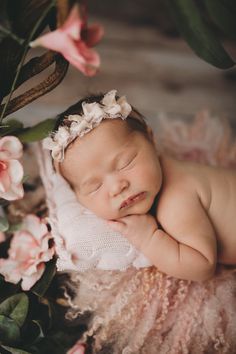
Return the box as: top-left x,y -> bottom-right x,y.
88,182 -> 103,194
117,153 -> 137,170
80,179 -> 103,195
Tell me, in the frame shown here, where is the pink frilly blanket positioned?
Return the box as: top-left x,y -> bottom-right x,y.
36,111 -> 236,354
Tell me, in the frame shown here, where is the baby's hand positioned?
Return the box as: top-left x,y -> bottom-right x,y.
107,214 -> 158,251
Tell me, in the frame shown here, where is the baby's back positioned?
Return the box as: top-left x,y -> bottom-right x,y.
159,156 -> 236,265
204,164 -> 236,264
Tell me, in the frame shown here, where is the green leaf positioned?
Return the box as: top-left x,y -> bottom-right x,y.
16,119 -> 56,143
0,315 -> 20,343
0,293 -> 29,328
0,276 -> 20,304
166,0 -> 235,69
0,119 -> 24,137
31,258 -> 57,297
1,345 -> 31,354
0,216 -> 9,232
7,222 -> 23,233
205,0 -> 236,40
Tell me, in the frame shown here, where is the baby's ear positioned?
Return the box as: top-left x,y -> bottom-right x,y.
147,126 -> 160,152
147,126 -> 154,143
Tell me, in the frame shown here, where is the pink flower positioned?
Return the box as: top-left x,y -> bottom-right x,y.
30,4 -> 104,76
0,232 -> 6,243
0,215 -> 54,290
67,342 -> 86,354
0,136 -> 24,201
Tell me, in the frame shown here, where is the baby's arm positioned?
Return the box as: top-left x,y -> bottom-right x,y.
109,191 -> 217,282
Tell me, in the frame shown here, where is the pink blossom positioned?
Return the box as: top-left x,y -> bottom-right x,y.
67,342 -> 85,354
0,136 -> 24,201
30,4 -> 104,76
0,232 -> 6,243
0,215 -> 54,290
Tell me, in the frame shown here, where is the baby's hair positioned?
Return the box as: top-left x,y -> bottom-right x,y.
55,92 -> 152,142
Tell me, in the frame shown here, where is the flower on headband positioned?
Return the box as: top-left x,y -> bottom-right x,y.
43,90 -> 132,161
43,126 -> 73,161
102,90 -> 131,117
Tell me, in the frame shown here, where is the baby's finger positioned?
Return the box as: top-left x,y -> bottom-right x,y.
118,215 -> 138,225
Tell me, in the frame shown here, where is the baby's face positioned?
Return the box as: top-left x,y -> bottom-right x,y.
61,119 -> 162,220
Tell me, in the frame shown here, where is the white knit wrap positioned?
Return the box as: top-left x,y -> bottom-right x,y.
35,142 -> 152,272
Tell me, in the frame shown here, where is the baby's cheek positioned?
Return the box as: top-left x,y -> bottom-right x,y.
89,193 -> 113,219
136,164 -> 155,183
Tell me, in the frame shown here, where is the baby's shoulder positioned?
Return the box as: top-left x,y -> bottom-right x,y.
157,157 -> 211,220
160,155 -> 208,192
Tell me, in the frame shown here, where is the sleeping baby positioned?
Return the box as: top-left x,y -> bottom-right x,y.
43,89 -> 236,282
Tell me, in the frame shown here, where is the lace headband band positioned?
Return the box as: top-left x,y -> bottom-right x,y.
43,90 -> 132,161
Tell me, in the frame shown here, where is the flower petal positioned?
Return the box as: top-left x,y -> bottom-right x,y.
30,30 -> 68,52
67,343 -> 86,354
0,183 -> 24,201
0,232 -> 6,243
61,4 -> 83,40
7,159 -> 24,185
83,24 -> 104,47
21,263 -> 45,291
0,259 -> 22,284
0,169 -> 11,193
102,90 -> 117,106
64,43 -> 100,76
9,231 -> 38,260
23,215 -> 48,242
75,41 -> 100,67
0,136 -> 23,160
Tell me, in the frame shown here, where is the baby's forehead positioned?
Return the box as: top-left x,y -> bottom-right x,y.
67,119 -> 133,151
62,120 -> 132,162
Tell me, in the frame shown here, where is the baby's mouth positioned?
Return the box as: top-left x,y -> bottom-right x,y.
120,192 -> 146,209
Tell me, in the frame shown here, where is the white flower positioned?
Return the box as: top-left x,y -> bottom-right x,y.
0,136 -> 24,201
82,102 -> 104,123
117,96 -> 133,118
0,214 -> 54,291
55,126 -> 71,145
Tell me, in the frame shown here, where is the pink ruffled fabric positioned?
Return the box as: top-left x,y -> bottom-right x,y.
37,110 -> 236,353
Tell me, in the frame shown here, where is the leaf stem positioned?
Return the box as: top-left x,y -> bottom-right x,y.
0,24 -> 25,45
0,0 -> 57,124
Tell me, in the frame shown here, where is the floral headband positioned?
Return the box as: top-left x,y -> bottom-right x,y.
43,90 -> 132,161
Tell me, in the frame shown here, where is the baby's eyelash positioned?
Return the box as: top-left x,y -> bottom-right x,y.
89,183 -> 102,193
119,154 -> 137,170
120,160 -> 132,169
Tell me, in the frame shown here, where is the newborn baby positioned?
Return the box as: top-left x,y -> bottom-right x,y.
44,90 -> 236,282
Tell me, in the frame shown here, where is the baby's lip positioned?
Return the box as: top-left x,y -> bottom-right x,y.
120,192 -> 146,209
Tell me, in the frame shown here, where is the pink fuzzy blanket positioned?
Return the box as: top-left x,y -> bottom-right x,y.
54,111 -> 236,354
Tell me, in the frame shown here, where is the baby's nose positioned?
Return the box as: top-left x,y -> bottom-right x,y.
109,178 -> 129,197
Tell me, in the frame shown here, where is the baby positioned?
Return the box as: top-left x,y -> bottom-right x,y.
44,90 -> 236,282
